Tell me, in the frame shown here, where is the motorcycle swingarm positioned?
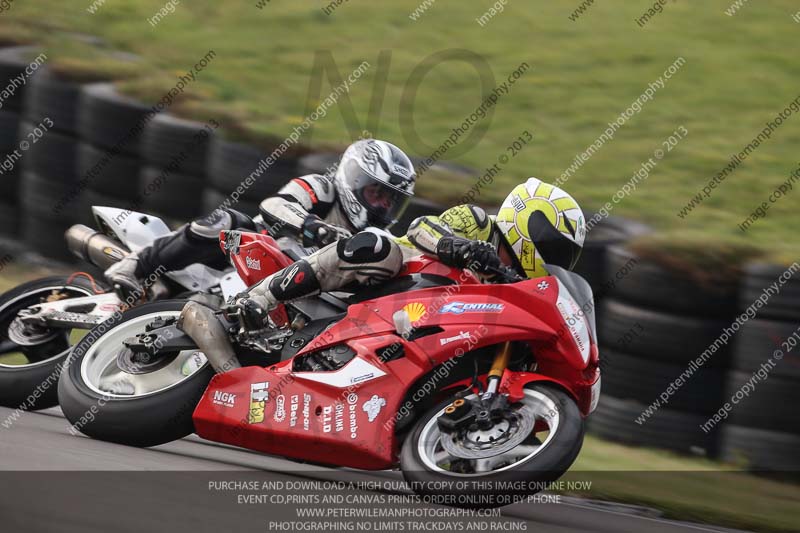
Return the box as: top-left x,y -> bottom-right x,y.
17,292 -> 122,330
123,321 -> 196,357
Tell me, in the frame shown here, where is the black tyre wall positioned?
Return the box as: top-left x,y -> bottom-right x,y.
600,348 -> 725,414
141,114 -> 214,176
573,216 -> 651,298
732,318 -> 800,379
721,425 -> 800,471
23,70 -> 82,135
139,165 -> 204,219
605,245 -> 737,317
208,138 -> 298,201
76,142 -> 140,198
202,187 -> 261,219
0,47 -> 42,112
19,121 -> 81,184
587,395 -> 719,456
740,263 -> 800,321
78,83 -> 153,155
599,298 -> 731,369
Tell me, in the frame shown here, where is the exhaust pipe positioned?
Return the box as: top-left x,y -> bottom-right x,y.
65,225 -> 130,270
178,301 -> 241,373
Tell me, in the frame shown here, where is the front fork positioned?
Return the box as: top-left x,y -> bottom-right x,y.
438,342 -> 514,434
484,341 -> 512,397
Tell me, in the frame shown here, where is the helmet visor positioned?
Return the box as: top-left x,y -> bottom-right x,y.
528,211 -> 583,271
344,160 -> 412,226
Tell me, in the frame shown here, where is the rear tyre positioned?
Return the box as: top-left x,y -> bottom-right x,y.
58,300 -> 213,447
0,275 -> 100,410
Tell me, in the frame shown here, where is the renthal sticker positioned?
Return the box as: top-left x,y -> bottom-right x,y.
245,256 -> 261,271
289,394 -> 299,427
347,393 -> 359,439
213,390 -> 237,408
439,302 -> 505,315
439,331 -> 471,346
248,382 -> 269,424
273,395 -> 286,422
362,395 -> 386,423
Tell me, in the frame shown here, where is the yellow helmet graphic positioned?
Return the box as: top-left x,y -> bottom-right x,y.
495,177 -> 586,278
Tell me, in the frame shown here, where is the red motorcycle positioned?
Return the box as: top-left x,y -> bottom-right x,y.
59,230 -> 601,504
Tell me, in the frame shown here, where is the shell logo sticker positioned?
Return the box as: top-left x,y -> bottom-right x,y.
402,302 -> 426,322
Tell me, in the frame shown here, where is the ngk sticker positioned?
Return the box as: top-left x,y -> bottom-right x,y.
213,391 -> 237,408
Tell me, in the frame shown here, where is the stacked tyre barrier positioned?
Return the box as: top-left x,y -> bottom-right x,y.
204,138 -> 299,219
0,47 -> 41,241
75,83 -> 151,221
140,114 -> 213,221
15,53 -> 96,261
721,264 -> 800,471
588,244 -> 740,457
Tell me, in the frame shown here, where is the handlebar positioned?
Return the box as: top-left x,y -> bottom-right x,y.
485,265 -> 525,284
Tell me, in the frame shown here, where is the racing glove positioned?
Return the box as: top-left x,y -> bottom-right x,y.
301,214 -> 352,248
227,292 -> 270,330
436,236 -> 501,274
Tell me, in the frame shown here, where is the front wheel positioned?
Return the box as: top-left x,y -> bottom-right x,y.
400,384 -> 585,507
58,300 -> 214,447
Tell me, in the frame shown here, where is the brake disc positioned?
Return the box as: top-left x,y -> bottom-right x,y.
7,317 -> 60,346
439,408 -> 536,460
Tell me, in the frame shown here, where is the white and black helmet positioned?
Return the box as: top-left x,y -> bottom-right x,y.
334,139 -> 416,230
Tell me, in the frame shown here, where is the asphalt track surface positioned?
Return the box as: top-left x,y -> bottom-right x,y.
0,406 -> 750,533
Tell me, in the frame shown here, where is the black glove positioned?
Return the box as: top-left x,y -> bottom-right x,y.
301,215 -> 352,247
225,293 -> 268,330
436,236 -> 501,274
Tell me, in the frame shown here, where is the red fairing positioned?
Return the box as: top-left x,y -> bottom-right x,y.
219,231 -> 293,288
192,257 -> 600,470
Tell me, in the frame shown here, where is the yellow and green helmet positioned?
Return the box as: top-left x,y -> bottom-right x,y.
494,177 -> 586,278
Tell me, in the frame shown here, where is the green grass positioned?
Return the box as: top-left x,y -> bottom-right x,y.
570,435 -> 800,532
3,2 -> 800,258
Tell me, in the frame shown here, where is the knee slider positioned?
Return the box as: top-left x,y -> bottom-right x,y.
227,208 -> 257,231
337,231 -> 393,264
189,210 -> 234,240
189,209 -> 255,241
268,261 -> 320,301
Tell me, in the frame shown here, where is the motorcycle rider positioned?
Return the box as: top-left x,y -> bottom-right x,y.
229,177 -> 586,317
104,139 -> 417,295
